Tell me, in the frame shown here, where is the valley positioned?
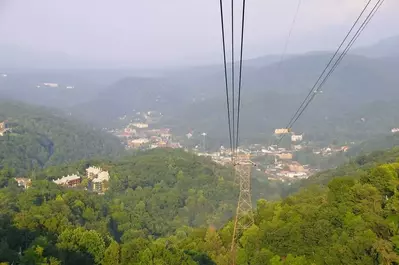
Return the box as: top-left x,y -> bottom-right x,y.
0,12 -> 399,263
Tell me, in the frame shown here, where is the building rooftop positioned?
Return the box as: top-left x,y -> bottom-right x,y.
92,171 -> 110,183
53,174 -> 80,185
86,166 -> 102,176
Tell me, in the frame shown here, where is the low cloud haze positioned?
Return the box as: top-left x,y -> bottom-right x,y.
0,0 -> 397,67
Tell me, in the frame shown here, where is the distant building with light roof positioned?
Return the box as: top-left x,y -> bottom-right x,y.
14,178 -> 32,189
86,166 -> 103,179
92,171 -> 110,193
86,166 -> 111,193
131,123 -> 148,129
43,83 -> 59,88
291,134 -> 303,142
53,174 -> 81,187
277,153 -> 293,160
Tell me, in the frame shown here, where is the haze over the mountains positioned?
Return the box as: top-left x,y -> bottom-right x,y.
1,34 -> 399,146
1,0 -> 399,147
0,0 -> 398,68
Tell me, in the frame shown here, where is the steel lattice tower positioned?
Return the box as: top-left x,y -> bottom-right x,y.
231,153 -> 254,264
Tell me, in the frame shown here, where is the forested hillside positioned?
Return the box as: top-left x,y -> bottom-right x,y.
0,101 -> 124,174
300,147 -> 399,188
0,148 -> 282,264
1,147 -> 399,264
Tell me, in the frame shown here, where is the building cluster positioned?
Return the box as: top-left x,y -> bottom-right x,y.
194,128 -> 352,183
265,161 -> 310,182
312,145 -> 349,156
111,122 -> 181,150
35,83 -> 75,90
49,166 -> 110,194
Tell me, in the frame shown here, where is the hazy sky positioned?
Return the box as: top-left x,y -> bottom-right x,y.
0,0 -> 398,67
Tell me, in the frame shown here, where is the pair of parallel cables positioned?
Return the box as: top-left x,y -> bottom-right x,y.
278,0 -> 386,145
219,0 -> 246,157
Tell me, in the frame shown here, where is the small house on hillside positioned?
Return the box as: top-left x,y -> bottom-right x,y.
0,121 -> 6,131
14,178 -> 32,189
0,121 -> 10,136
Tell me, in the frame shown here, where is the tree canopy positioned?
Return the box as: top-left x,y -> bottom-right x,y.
1,146 -> 399,264
0,101 -> 124,174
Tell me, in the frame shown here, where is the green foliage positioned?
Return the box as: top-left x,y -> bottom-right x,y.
0,101 -> 124,175
297,147 -> 399,188
2,147 -> 399,264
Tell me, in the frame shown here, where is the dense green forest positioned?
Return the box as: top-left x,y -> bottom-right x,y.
0,101 -> 124,174
2,147 -> 399,264
0,148 -> 284,264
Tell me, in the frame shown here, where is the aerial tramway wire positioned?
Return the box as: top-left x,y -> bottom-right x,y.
309,0 -> 386,100
277,0 -> 384,145
276,0 -> 302,74
282,0 -> 373,132
219,0 -> 234,154
288,0 -> 385,129
235,0 -> 247,153
231,0 -> 236,153
230,1 -> 250,264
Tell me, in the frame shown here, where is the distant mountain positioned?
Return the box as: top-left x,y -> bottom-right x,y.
72,77 -> 196,123
0,69 -> 147,109
0,44 -> 168,72
76,50 -> 399,146
0,44 -> 79,69
352,35 -> 399,58
0,100 -> 124,174
5,36 -> 397,145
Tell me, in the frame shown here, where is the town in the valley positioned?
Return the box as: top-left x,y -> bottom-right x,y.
4,107 -> 399,188
100,110 -> 365,184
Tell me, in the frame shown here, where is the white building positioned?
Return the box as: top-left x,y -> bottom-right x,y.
43,83 -> 59,88
291,134 -> 303,142
53,174 -> 81,186
293,145 -> 303,150
91,171 -> 110,193
131,123 -> 149,129
130,138 -> 149,145
86,166 -> 103,179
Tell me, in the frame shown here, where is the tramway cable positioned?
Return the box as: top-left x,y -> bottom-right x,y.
277,0 -> 384,145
